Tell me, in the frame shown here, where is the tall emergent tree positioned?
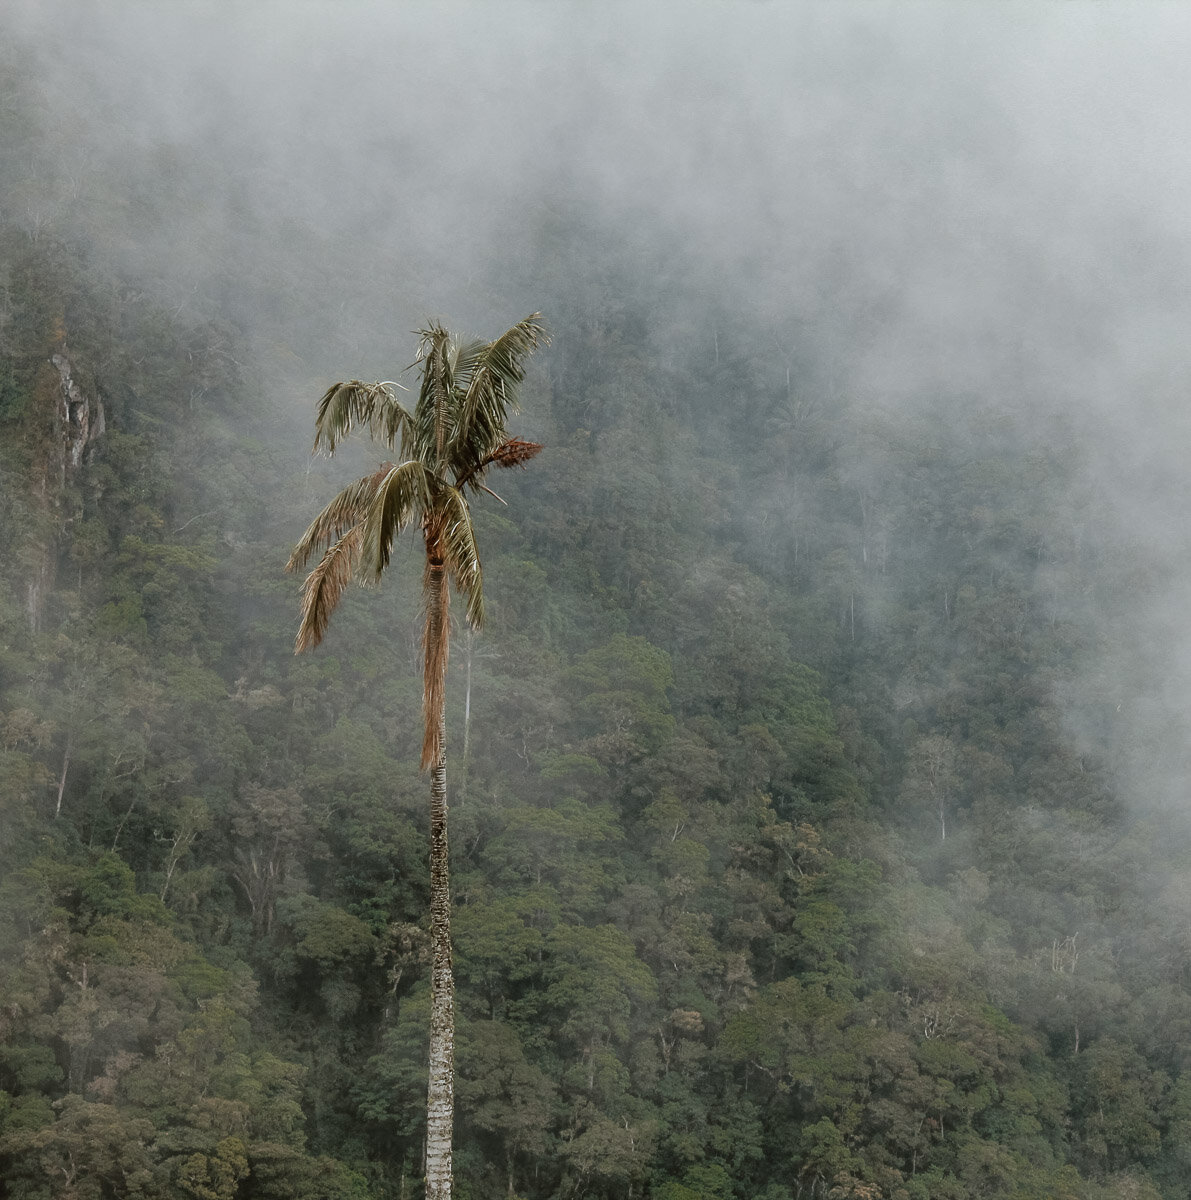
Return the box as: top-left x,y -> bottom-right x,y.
286,314 -> 547,1200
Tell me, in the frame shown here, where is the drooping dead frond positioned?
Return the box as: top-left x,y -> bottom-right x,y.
441,487 -> 484,631
286,465 -> 393,573
421,541 -> 450,770
313,381 -> 412,454
295,525 -> 364,653
361,460 -> 436,580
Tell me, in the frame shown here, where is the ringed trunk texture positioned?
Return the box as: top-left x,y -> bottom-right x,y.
424,551 -> 454,1200
425,732 -> 454,1200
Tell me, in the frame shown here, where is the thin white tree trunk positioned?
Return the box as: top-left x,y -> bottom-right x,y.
55,738 -> 72,818
463,626 -> 472,769
459,626 -> 473,805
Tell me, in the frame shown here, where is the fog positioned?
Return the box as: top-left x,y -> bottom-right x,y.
5,0 -> 1191,811
13,5 -> 1191,1193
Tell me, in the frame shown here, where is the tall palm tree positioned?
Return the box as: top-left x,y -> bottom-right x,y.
286,314 -> 547,1200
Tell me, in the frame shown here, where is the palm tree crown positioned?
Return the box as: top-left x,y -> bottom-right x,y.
286,313 -> 547,764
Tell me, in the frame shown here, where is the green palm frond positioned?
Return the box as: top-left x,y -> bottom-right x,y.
313,380 -> 413,453
295,525 -> 364,653
449,337 -> 489,379
413,324 -> 456,466
452,313 -> 548,471
286,465 -> 394,573
440,486 -> 484,630
361,460 -> 436,580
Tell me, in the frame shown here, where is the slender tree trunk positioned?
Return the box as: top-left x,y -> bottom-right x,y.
55,737 -> 72,818
425,724 -> 454,1200
464,626 -> 472,759
424,552 -> 454,1200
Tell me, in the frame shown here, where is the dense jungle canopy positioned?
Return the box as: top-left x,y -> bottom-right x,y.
4,5 -> 1191,1199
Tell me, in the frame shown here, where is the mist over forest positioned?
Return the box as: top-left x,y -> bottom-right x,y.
4,4 -> 1191,1199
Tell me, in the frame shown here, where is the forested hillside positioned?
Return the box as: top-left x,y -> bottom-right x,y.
4,6 -> 1191,1200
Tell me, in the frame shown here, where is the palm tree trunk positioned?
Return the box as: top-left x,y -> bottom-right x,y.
424,556 -> 454,1200
425,722 -> 454,1200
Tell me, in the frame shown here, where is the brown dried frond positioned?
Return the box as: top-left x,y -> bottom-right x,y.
441,486 -> 484,631
490,438 -> 543,469
295,525 -> 364,653
420,548 -> 450,770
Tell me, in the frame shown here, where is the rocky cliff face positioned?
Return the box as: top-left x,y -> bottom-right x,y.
51,351 -> 104,473
25,349 -> 104,631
